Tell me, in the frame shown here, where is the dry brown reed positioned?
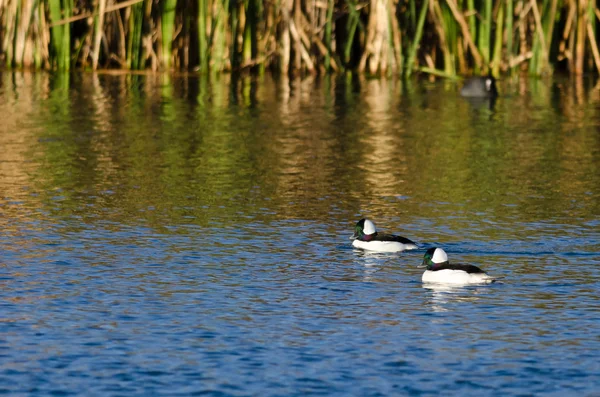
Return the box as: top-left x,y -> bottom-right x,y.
0,0 -> 599,76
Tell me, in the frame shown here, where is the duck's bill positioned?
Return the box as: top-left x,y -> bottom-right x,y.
417,259 -> 427,268
349,233 -> 358,240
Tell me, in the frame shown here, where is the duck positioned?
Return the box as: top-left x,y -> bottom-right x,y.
351,218 -> 418,253
420,247 -> 499,285
460,75 -> 498,98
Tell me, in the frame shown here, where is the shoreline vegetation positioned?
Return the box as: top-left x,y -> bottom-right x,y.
1,0 -> 599,77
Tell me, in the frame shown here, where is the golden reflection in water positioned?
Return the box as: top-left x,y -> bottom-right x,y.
360,78 -> 408,201
0,74 -> 45,189
0,73 -> 50,232
271,74 -> 344,215
0,71 -> 598,229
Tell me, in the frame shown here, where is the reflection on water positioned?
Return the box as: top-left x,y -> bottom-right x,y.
0,71 -> 599,395
1,72 -> 598,231
422,283 -> 489,312
351,250 -> 397,282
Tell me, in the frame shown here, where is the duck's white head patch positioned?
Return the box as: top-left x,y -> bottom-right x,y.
485,78 -> 492,91
363,219 -> 377,235
432,248 -> 448,263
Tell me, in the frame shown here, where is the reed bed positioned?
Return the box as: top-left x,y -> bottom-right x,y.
1,0 -> 599,76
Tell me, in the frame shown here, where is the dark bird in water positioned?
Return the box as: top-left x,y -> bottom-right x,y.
460,75 -> 498,98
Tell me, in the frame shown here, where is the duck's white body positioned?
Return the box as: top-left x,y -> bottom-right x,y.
351,219 -> 418,253
352,239 -> 418,253
422,269 -> 494,285
420,247 -> 499,286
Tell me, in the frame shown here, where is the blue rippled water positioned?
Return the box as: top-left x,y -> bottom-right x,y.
1,72 -> 599,395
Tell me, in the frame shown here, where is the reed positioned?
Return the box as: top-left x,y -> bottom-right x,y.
389,0 -> 403,74
245,0 -> 262,70
161,0 -> 178,69
491,2 -> 504,76
211,0 -> 230,73
478,0 -> 492,71
92,0 -> 107,69
2,0 -> 18,67
406,0 -> 429,77
47,0 -> 71,70
13,0 -> 35,67
466,0 -> 477,41
506,0 -> 514,73
343,0 -> 360,65
2,0 -> 600,77
324,0 -> 334,71
127,1 -> 144,69
242,0 -> 252,67
197,0 -> 208,73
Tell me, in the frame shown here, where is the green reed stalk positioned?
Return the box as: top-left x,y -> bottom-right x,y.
344,11 -> 359,65
253,0 -> 264,71
406,0 -> 429,77
48,0 -> 71,70
127,2 -> 144,69
432,0 -> 452,75
35,3 -> 44,69
47,0 -> 62,68
586,0 -> 596,70
242,0 -> 253,66
324,0 -> 334,71
506,0 -> 514,73
161,0 -> 177,69
212,0 -> 230,73
230,3 -> 240,70
530,35 -> 540,74
409,0 -> 416,29
385,13 -> 394,75
529,0 -> 549,75
441,2 -> 458,75
241,0 -> 263,68
466,0 -> 477,47
343,0 -> 365,66
64,0 -> 73,68
587,0 -> 595,31
478,0 -> 492,69
241,0 -> 261,68
198,0 -> 208,72
491,3 -> 504,76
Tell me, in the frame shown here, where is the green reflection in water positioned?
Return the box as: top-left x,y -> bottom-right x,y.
0,72 -> 598,239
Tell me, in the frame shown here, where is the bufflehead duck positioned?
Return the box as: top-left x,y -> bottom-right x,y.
460,75 -> 498,98
420,247 -> 499,285
351,218 -> 418,253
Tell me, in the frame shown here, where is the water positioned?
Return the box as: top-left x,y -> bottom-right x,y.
1,72 -> 599,396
